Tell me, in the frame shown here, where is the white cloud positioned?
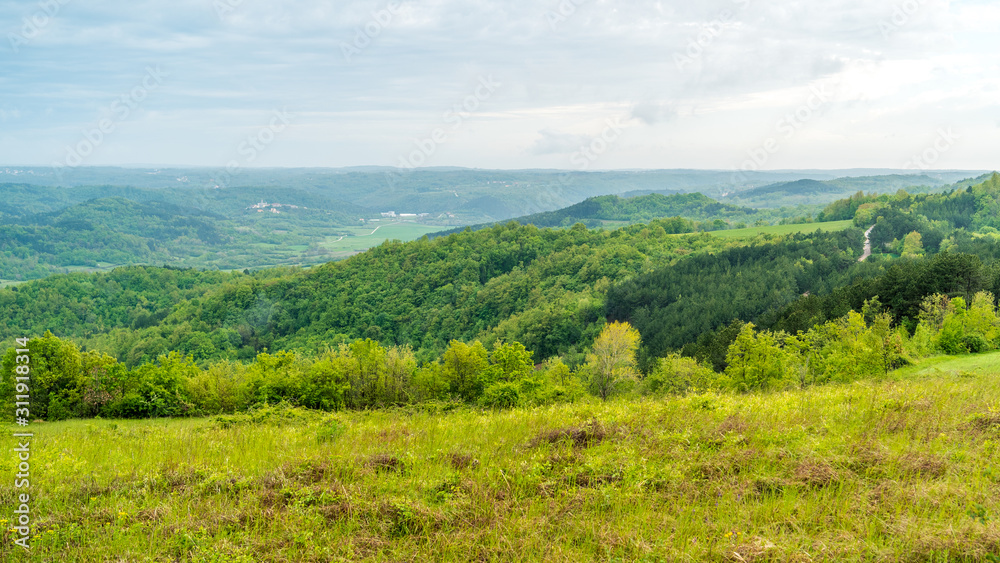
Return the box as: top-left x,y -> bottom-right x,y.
526,130 -> 592,156
0,0 -> 996,169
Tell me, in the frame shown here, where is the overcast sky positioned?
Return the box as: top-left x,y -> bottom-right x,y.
1,0 -> 997,171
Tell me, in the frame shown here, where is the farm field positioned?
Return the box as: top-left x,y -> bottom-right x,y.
3,353 -> 998,561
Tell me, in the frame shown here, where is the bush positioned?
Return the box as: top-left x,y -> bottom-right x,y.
106,392 -> 150,419
47,397 -> 75,421
480,382 -> 521,409
964,334 -> 990,354
644,354 -> 723,395
937,320 -> 968,355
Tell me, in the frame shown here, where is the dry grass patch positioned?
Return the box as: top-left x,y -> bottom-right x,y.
365,453 -> 407,474
286,459 -> 336,484
716,413 -> 751,436
794,460 -> 839,488
898,453 -> 948,479
446,452 -> 480,471
530,419 -> 619,448
696,448 -> 761,479
968,411 -> 1000,432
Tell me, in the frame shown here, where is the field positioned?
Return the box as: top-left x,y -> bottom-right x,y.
708,220 -> 855,239
319,222 -> 445,257
3,353 -> 999,561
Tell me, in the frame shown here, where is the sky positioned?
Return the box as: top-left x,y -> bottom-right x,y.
1,0 -> 998,172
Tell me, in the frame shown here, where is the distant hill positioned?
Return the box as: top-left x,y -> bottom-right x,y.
720,174 -> 953,208
430,192 -> 764,237
3,166 -> 988,224
0,194 -> 369,282
0,183 -> 372,223
738,179 -> 842,198
513,193 -> 757,228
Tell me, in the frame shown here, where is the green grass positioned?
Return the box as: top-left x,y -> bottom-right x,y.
709,220 -> 854,239
896,351 -> 1000,378
320,222 -> 444,255
3,355 -> 999,561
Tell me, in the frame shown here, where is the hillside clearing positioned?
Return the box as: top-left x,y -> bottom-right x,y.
708,220 -> 855,239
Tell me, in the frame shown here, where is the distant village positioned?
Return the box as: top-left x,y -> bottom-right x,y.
377,211 -> 430,219
246,200 -> 305,214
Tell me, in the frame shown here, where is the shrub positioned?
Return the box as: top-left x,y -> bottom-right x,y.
964,334 -> 990,354
644,354 -> 723,395
480,382 -> 522,409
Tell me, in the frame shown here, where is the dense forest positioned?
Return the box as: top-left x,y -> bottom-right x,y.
2,170 -> 978,282
2,173 -> 1000,421
610,173 -> 1000,364
0,218 -> 864,368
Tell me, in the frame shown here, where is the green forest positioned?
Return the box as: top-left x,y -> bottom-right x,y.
2,170 -> 982,283
3,172 -> 1000,562
0,186 -> 378,281
2,173 -> 1000,422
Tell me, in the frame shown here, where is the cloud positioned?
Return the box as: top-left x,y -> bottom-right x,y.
526,130 -> 592,156
630,102 -> 677,126
0,0 -> 996,169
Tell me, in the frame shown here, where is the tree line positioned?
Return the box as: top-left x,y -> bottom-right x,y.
5,285 -> 998,421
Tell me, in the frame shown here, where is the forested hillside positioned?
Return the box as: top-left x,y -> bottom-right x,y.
0,183 -> 369,220
2,214 -> 866,368
0,184 -> 383,281
431,192 -> 814,238
493,193 -> 759,228
3,173 -> 1000,373
3,171 -> 986,283
1,175 -> 1000,433
609,173 -> 1000,363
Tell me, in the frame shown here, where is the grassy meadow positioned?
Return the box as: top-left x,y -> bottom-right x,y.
707,220 -> 855,240
320,223 -> 445,257
2,353 -> 1000,561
